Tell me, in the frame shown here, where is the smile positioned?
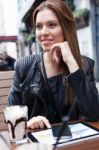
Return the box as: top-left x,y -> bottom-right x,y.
41,39 -> 53,45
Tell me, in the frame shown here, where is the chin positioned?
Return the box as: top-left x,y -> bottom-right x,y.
42,46 -> 51,52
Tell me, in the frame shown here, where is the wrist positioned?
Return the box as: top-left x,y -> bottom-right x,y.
64,56 -> 79,73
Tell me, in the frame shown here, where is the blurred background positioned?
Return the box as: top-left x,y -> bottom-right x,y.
0,0 -> 99,82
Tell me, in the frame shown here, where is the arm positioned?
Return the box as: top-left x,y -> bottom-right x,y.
51,42 -> 99,121
8,55 -> 35,105
8,60 -> 23,105
8,55 -> 51,129
68,59 -> 99,121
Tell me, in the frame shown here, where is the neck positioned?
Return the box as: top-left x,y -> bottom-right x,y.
43,52 -> 64,78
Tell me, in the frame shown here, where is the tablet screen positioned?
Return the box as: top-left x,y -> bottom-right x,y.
28,122 -> 99,145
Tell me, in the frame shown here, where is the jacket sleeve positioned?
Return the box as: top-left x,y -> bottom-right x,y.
68,56 -> 99,121
8,60 -> 23,105
8,55 -> 36,106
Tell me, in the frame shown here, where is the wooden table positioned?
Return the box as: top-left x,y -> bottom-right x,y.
1,121 -> 99,150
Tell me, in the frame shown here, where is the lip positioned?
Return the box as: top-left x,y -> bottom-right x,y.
41,39 -> 53,45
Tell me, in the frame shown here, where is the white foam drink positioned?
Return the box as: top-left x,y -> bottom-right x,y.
4,105 -> 28,144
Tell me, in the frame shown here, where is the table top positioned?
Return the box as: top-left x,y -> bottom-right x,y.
0,121 -> 99,150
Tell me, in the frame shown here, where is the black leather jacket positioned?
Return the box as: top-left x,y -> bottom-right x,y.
8,55 -> 99,122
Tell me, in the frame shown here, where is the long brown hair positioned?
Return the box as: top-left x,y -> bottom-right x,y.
33,0 -> 83,104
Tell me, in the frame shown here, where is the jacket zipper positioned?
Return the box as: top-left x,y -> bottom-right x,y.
64,75 -> 69,104
30,90 -> 47,117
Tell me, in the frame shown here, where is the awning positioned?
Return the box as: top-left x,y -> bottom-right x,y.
0,36 -> 17,42
21,0 -> 45,29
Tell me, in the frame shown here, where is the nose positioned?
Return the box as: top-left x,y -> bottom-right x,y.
41,26 -> 49,35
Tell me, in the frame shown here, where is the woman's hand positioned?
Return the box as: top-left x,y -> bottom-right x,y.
27,116 -> 51,129
51,41 -> 73,64
51,41 -> 79,73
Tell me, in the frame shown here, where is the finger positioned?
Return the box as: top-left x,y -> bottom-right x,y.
38,121 -> 45,129
41,117 -> 51,128
35,117 -> 45,129
53,48 -> 61,64
27,117 -> 37,129
33,123 -> 40,129
50,43 -> 61,53
53,53 -> 60,64
27,120 -> 34,129
27,116 -> 51,129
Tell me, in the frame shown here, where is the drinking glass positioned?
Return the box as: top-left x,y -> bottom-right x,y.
4,105 -> 28,144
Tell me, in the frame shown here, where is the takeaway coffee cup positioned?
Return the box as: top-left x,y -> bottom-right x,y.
4,105 -> 28,144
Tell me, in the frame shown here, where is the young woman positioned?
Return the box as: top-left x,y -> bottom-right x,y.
8,0 -> 99,129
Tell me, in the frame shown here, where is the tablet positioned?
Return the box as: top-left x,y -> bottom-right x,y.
27,121 -> 99,145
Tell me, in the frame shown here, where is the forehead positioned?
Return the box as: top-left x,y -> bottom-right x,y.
36,8 -> 58,23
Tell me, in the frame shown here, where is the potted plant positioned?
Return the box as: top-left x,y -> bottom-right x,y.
73,8 -> 89,29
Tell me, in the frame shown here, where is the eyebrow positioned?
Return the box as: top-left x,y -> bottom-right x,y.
36,20 -> 59,25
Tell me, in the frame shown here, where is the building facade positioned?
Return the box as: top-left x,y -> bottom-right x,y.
0,0 -> 19,59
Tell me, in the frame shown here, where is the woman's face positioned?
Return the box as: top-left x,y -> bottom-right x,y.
35,8 -> 64,52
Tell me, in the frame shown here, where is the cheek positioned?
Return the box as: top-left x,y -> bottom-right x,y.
35,31 -> 40,42
54,30 -> 64,42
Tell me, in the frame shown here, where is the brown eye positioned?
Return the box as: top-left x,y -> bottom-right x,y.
36,24 -> 42,30
49,23 -> 57,28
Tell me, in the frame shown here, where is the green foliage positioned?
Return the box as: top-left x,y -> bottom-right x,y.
27,30 -> 35,42
73,8 -> 89,19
